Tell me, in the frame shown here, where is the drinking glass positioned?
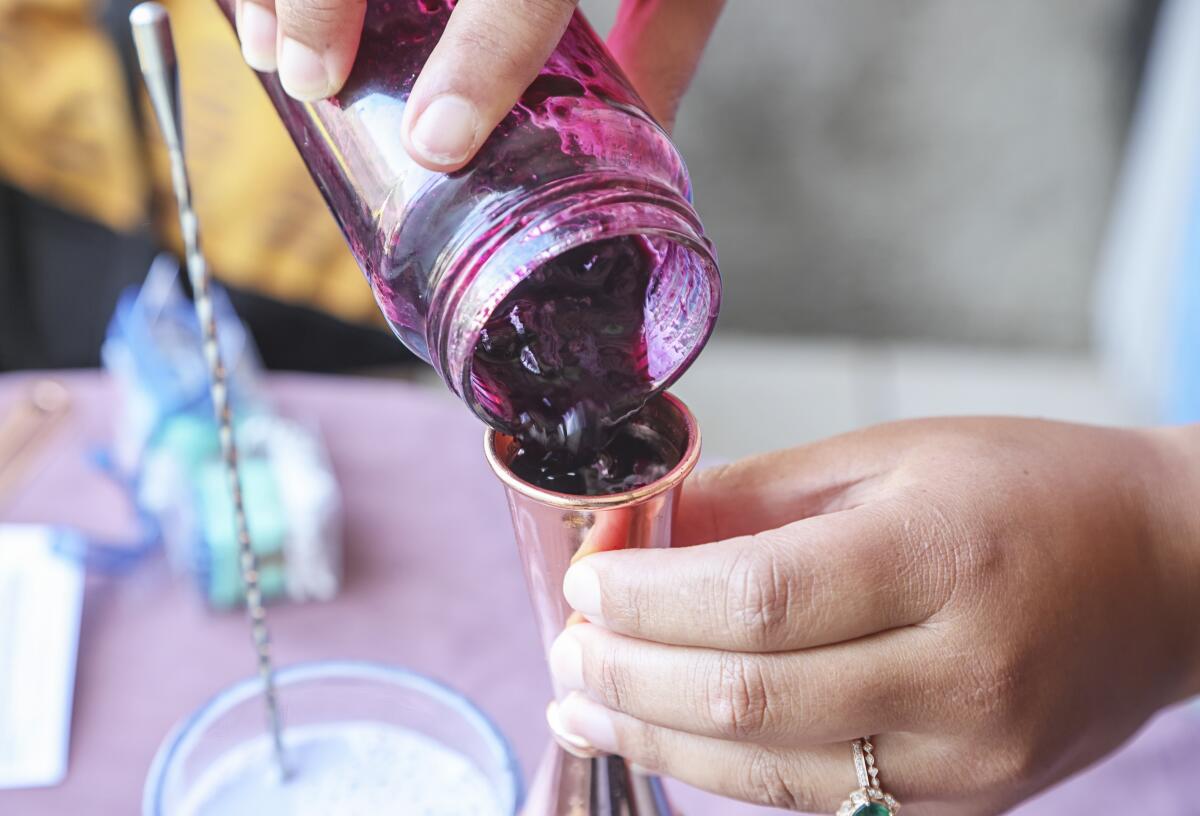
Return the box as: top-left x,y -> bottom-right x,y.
143,660 -> 522,815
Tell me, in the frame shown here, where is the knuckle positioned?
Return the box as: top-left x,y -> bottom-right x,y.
593,647 -> 630,712
527,0 -> 579,21
448,24 -> 525,81
449,19 -> 504,55
983,733 -> 1058,796
603,572 -> 648,633
723,541 -> 799,650
706,652 -> 771,741
277,0 -> 355,37
955,645 -> 1026,728
940,650 -> 1062,798
947,525 -> 1005,596
904,481 -> 1010,609
895,500 -> 972,616
909,741 -> 976,801
447,0 -> 577,87
626,721 -> 666,773
742,748 -> 810,811
275,0 -> 365,48
691,461 -> 736,503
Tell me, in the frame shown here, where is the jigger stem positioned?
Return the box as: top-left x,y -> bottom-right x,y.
527,742 -> 674,816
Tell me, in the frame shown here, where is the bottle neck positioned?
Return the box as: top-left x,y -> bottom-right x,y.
427,172 -> 721,431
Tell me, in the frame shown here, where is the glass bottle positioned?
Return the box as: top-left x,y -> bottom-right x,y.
216,0 -> 720,448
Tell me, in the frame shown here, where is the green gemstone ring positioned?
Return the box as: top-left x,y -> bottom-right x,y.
836,737 -> 900,816
851,804 -> 894,816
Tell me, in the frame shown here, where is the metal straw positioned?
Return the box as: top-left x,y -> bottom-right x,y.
129,2 -> 289,778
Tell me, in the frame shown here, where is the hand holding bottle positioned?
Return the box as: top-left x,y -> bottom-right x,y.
233,0 -> 724,172
546,418 -> 1200,813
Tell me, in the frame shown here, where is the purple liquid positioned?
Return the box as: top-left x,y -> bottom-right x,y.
474,236 -> 673,494
470,236 -> 652,457
509,411 -> 681,496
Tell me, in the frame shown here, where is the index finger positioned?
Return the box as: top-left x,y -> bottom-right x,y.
674,432 -> 896,548
564,502 -> 953,652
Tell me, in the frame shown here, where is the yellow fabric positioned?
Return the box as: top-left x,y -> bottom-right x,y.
0,0 -> 147,232
0,0 -> 380,325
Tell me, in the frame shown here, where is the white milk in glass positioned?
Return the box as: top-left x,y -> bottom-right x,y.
177,722 -> 504,816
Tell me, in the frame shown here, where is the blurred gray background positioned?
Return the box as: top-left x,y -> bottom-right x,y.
569,0 -> 1162,461
583,0 -> 1155,348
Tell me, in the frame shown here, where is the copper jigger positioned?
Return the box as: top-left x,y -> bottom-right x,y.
485,393 -> 700,816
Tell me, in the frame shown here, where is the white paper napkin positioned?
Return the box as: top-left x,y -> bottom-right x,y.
0,525 -> 84,789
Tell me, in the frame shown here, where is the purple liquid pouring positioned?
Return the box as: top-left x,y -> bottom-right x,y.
219,0 -> 720,494
508,415 -> 681,497
479,235 -> 680,494
471,237 -> 651,455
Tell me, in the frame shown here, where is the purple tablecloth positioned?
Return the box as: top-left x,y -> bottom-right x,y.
1,371 -> 1196,815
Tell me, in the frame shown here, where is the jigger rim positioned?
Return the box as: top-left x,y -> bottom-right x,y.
483,392 -> 701,510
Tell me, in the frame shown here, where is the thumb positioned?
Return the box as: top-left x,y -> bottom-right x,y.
401,0 -> 579,172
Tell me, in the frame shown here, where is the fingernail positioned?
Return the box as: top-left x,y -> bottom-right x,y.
546,700 -> 600,758
549,629 -> 585,692
563,561 -> 603,623
409,95 -> 479,166
238,3 -> 277,72
559,692 -> 618,754
278,37 -> 334,100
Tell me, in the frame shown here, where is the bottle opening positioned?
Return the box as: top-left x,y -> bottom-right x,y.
430,173 -> 720,452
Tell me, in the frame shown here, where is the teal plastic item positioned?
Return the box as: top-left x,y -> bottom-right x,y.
103,257 -> 342,609
155,414 -> 220,474
197,456 -> 287,608
154,412 -> 288,608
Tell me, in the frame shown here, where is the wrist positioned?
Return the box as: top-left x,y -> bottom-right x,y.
1139,424 -> 1200,700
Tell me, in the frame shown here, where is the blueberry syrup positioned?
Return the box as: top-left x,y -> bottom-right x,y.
470,236 -> 685,495
508,418 -> 680,497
